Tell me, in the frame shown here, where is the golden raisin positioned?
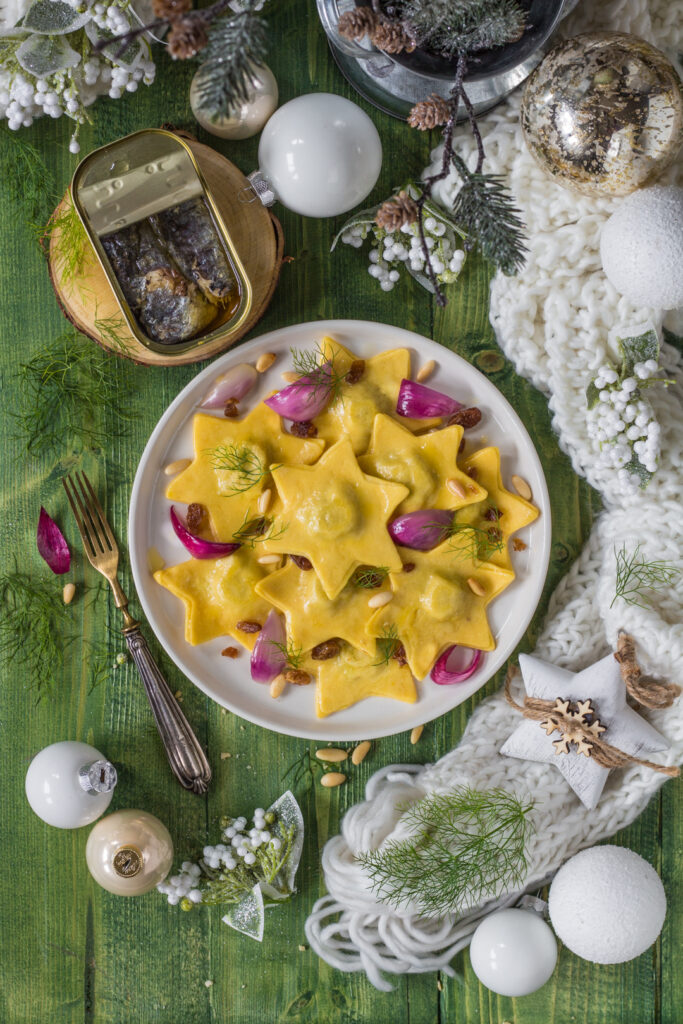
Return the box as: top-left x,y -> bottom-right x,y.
186,502 -> 206,532
221,646 -> 239,658
236,620 -> 262,634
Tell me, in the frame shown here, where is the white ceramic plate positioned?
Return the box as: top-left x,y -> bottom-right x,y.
129,320 -> 551,740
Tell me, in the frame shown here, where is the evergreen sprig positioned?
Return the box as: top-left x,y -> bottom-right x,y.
361,787 -> 534,916
611,543 -> 680,609
401,0 -> 526,58
0,570 -> 70,697
193,8 -> 269,118
451,154 -> 527,275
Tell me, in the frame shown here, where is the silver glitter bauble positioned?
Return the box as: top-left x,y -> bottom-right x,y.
521,32 -> 683,197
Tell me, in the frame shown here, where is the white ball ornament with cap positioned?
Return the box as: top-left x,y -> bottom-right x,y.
469,901 -> 558,997
25,740 -> 117,829
248,93 -> 382,217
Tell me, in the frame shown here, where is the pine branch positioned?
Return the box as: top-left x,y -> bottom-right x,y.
450,154 -> 526,275
193,10 -> 269,117
401,0 -> 525,58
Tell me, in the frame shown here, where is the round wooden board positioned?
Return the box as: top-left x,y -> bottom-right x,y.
48,137 -> 284,366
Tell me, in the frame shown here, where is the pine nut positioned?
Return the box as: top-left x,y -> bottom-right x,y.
351,741 -> 371,765
163,458 -> 191,476
446,477 -> 466,499
410,724 -> 424,745
467,577 -> 486,596
320,772 -> 346,788
147,546 -> 165,573
62,582 -> 76,605
282,371 -> 299,383
257,554 -> 281,565
256,352 -> 276,373
368,591 -> 393,609
257,488 -> 272,515
270,674 -> 287,698
511,474 -> 532,501
416,359 -> 436,383
315,747 -> 348,763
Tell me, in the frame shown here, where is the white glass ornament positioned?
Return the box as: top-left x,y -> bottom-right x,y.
252,92 -> 382,217
25,740 -> 117,829
600,186 -> 683,310
85,809 -> 173,896
548,846 -> 666,964
190,62 -> 278,140
469,907 -> 558,997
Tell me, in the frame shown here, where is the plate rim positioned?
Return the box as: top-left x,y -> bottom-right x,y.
129,318 -> 551,740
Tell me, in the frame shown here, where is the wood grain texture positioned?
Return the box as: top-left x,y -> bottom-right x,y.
0,3 -> 678,1024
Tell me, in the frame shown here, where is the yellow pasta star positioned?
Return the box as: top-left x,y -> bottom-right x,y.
313,338 -> 438,452
358,414 -> 486,514
154,548 -> 272,647
457,447 -> 539,570
254,561 -> 377,656
315,644 -> 417,717
263,436 -> 409,599
165,406 -> 324,542
367,536 -> 515,678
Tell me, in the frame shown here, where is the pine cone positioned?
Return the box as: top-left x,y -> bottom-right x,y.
408,93 -> 451,131
338,6 -> 379,42
370,18 -> 416,55
375,190 -> 418,232
152,0 -> 190,20
167,14 -> 209,59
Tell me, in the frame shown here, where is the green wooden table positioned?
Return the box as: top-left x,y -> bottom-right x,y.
1,4 -> 680,1022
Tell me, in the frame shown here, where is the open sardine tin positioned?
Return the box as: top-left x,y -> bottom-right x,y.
72,129 -> 253,356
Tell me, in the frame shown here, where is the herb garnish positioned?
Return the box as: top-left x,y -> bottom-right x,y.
423,516 -> 504,560
360,787 -> 534,917
268,639 -> 304,671
231,511 -> 288,547
290,344 -> 348,404
611,543 -> 680,609
373,624 -> 401,667
352,565 -> 390,589
37,198 -> 89,283
207,444 -> 273,494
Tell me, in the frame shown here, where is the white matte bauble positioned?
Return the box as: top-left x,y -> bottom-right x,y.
25,740 -> 117,829
190,62 -> 278,140
85,809 -> 173,896
256,93 -> 382,217
600,186 -> 683,310
548,846 -> 666,964
469,908 -> 558,996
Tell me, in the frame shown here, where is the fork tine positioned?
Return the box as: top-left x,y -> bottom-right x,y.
79,471 -> 116,551
62,475 -> 98,560
72,472 -> 107,555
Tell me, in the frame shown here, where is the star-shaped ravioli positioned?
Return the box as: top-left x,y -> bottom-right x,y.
358,414 -> 486,514
367,536 -> 515,678
154,548 -> 272,647
315,644 -> 417,717
456,447 -> 539,569
254,561 -> 377,656
165,406 -> 324,542
262,436 -> 408,599
312,338 -> 438,453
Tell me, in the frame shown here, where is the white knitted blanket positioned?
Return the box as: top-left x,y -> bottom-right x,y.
305,0 -> 683,991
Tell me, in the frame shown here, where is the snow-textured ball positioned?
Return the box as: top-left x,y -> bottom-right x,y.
600,186 -> 683,309
548,846 -> 666,964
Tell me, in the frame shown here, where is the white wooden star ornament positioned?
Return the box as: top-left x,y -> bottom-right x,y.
501,653 -> 670,809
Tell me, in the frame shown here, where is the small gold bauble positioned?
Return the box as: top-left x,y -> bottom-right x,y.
521,32 -> 683,197
190,62 -> 278,140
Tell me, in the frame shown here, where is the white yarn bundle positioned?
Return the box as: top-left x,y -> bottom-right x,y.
306,0 -> 683,991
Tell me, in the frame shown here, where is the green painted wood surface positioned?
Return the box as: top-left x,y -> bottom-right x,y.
0,5 -> 679,1023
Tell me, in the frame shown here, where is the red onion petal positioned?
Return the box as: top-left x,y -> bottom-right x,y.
431,646 -> 482,685
250,610 -> 287,683
388,510 -> 454,550
170,506 -> 240,559
37,507 -> 71,575
200,363 -> 258,408
396,379 -> 464,419
264,362 -> 333,421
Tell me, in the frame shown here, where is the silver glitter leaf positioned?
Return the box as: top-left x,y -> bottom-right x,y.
16,34 -> 81,76
22,0 -> 91,33
222,883 -> 264,941
268,789 -> 304,893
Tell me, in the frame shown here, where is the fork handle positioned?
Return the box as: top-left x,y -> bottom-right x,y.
124,626 -> 212,794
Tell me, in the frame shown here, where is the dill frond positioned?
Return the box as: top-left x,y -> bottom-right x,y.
360,787 -> 534,917
611,543 -> 680,609
290,344 -> 348,404
0,570 -> 70,697
373,623 -> 401,667
12,331 -> 135,456
352,565 -> 390,589
231,511 -> 288,547
0,124 -> 55,223
207,443 -> 271,494
283,748 -> 321,792
445,520 -> 504,560
93,313 -> 133,355
268,639 -> 304,671
37,197 -> 89,282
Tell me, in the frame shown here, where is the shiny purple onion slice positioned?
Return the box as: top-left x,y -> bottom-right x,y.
431,645 -> 482,685
37,507 -> 71,575
396,379 -> 464,419
170,506 -> 240,559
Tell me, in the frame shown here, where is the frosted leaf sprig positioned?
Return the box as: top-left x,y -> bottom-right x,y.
586,326 -> 673,495
157,791 -> 304,941
332,183 -> 467,295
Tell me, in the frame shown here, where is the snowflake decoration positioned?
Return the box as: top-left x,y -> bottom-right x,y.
540,697 -> 606,757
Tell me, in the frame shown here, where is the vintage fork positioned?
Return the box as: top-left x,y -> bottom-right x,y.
63,470 -> 211,794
